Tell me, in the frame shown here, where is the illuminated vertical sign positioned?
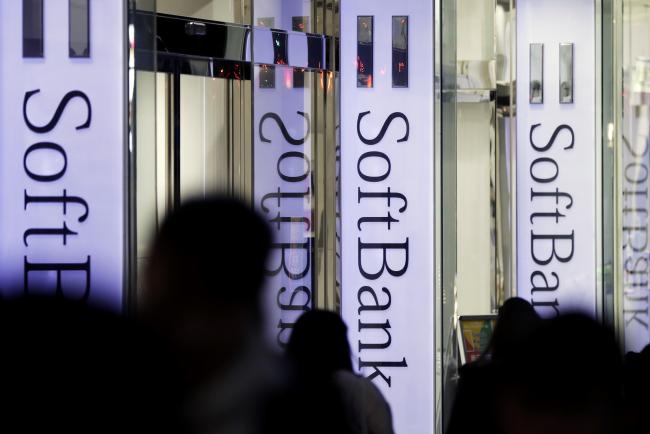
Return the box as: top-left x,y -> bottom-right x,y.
341,1 -> 435,433
0,0 -> 126,309
516,0 -> 597,317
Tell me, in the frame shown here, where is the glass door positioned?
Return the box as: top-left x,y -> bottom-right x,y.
132,8 -> 250,293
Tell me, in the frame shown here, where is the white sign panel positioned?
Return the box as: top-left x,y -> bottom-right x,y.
341,2 -> 435,434
517,0 -> 597,317
0,0 -> 126,310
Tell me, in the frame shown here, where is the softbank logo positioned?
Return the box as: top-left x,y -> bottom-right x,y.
19,0 -> 96,299
23,0 -> 90,59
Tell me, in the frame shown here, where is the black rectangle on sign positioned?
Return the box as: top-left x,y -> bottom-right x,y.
307,34 -> 323,69
357,16 -> 373,88
69,0 -> 90,58
272,30 -> 289,65
392,16 -> 408,88
23,0 -> 44,58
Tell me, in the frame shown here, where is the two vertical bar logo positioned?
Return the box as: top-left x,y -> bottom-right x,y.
23,0 -> 90,59
529,42 -> 574,104
357,16 -> 409,88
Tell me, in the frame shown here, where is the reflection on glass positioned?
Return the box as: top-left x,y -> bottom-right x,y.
357,16 -> 373,88
259,64 -> 276,88
293,17 -> 309,88
272,30 -> 288,65
258,17 -> 276,87
530,43 -> 543,104
292,16 -> 309,33
253,65 -> 317,347
156,0 -> 250,25
392,16 -> 408,88
257,17 -> 274,28
559,43 -> 574,104
69,0 -> 90,58
23,0 -> 44,58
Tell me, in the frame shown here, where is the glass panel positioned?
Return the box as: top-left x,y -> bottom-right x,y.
440,0 -> 458,429
69,0 -> 90,58
530,43 -> 543,104
357,16 -> 373,88
619,0 -> 650,352
253,64 -> 317,348
179,75 -> 232,201
156,0 -> 251,25
254,0 -> 315,32
392,16 -> 408,88
251,0 -> 339,347
559,43 -> 573,104
130,0 -> 158,298
132,4 -> 251,295
23,0 -> 43,58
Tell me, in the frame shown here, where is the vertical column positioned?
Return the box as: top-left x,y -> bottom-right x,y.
516,0 -> 596,317
341,2 -> 436,434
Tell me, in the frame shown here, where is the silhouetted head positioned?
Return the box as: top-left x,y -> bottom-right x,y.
489,297 -> 541,361
286,310 -> 353,375
144,197 -> 271,384
146,196 -> 271,318
277,310 -> 353,434
499,314 -> 622,434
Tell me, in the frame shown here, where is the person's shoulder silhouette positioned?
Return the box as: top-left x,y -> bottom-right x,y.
0,295 -> 184,434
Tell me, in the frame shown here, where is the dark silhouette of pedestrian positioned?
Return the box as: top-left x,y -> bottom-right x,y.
143,196 -> 285,434
448,298 -> 542,434
283,309 -> 394,434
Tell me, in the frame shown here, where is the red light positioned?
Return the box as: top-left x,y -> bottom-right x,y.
357,56 -> 365,73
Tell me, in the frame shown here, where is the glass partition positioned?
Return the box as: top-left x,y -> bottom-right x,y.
129,0 -> 340,339
615,0 -> 650,353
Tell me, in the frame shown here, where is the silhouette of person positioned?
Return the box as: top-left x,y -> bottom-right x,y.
0,295 -> 184,434
498,314 -> 622,434
488,297 -> 542,363
448,298 -> 542,434
284,310 -> 394,434
622,345 -> 650,434
143,196 -> 283,434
